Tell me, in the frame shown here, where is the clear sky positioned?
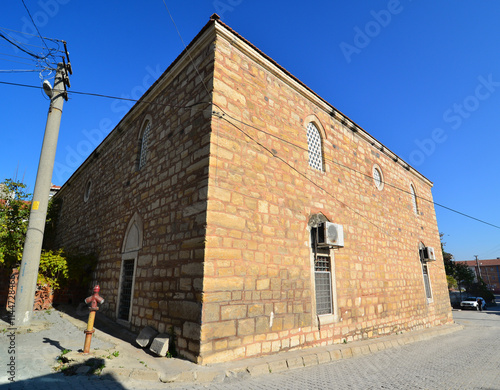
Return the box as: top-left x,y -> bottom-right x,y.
1,1 -> 499,262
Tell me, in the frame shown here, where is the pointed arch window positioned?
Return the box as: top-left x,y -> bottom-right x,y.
410,184 -> 419,215
306,122 -> 323,172
138,121 -> 151,170
117,213 -> 143,323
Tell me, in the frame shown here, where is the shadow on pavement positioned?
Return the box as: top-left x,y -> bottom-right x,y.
42,337 -> 66,351
3,358 -> 127,390
54,303 -> 138,347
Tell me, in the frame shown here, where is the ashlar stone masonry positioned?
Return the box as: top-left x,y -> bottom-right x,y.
54,15 -> 452,364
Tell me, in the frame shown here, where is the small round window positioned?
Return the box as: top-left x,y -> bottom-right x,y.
84,179 -> 92,202
373,165 -> 384,190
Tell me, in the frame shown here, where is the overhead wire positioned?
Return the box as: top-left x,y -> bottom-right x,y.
0,3 -> 62,78
20,0 -> 53,60
0,26 -> 65,43
217,113 -> 396,240
0,69 -> 51,73
211,103 -> 500,230
0,50 -> 41,61
0,79 -> 498,232
0,56 -> 42,67
161,0 -> 211,96
0,32 -> 45,59
476,242 -> 500,260
0,35 -> 63,54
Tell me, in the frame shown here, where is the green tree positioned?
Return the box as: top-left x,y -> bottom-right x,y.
1,178 -> 98,293
0,179 -> 31,269
440,233 -> 475,291
453,261 -> 475,291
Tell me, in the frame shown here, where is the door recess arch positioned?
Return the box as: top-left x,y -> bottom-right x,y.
117,212 -> 143,324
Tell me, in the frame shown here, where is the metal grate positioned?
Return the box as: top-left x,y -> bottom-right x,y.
306,122 -> 323,171
315,271 -> 332,315
373,167 -> 382,189
118,259 -> 135,321
139,122 -> 151,169
315,255 -> 331,272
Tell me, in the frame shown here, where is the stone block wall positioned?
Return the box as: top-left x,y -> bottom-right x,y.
54,37 -> 215,361
198,27 -> 452,364
53,18 -> 452,365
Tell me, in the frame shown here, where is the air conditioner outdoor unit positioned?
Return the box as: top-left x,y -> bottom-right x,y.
420,246 -> 436,262
317,222 -> 344,248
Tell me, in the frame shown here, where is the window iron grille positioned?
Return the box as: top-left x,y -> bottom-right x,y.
139,122 -> 151,169
118,259 -> 135,321
306,122 -> 323,171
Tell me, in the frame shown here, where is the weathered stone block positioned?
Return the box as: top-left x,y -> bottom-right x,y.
183,321 -> 201,340
136,326 -> 158,348
201,320 -> 236,340
150,333 -> 171,357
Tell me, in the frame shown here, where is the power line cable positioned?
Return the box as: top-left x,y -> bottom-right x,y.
212,104 -> 500,230
217,113 -> 397,240
0,26 -> 65,43
0,69 -> 51,73
0,34 -> 60,52
0,57 -> 42,66
20,0 -> 53,59
161,0 -> 211,96
0,80 -> 211,112
0,51 -> 40,61
0,32 -> 43,59
1,78 -> 498,231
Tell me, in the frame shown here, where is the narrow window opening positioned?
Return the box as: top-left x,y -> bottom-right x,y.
83,179 -> 92,202
139,121 -> 151,169
419,244 -> 432,300
118,259 -> 135,321
311,227 -> 333,315
373,165 -> 384,190
306,122 -> 323,172
410,184 -> 419,215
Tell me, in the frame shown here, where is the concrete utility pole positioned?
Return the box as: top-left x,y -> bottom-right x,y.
474,255 -> 482,281
14,62 -> 68,326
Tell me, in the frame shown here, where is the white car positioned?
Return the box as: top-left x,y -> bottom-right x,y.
460,297 -> 486,311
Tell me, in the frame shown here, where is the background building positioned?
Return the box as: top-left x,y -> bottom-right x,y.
458,259 -> 500,293
53,15 -> 452,364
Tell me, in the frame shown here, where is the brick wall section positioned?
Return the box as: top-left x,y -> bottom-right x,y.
54,41 -> 215,361
199,30 -> 452,364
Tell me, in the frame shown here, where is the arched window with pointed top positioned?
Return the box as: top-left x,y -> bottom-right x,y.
117,212 -> 143,323
410,184 -> 419,215
138,120 -> 152,170
306,122 -> 323,172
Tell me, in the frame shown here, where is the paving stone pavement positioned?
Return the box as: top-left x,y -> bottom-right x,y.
162,309 -> 500,390
0,303 -> 499,389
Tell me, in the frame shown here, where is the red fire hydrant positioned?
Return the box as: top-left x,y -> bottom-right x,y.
83,285 -> 104,353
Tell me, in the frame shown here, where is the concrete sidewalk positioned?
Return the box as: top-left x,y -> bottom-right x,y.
0,305 -> 463,387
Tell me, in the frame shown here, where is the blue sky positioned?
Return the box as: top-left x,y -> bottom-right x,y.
1,1 -> 499,261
